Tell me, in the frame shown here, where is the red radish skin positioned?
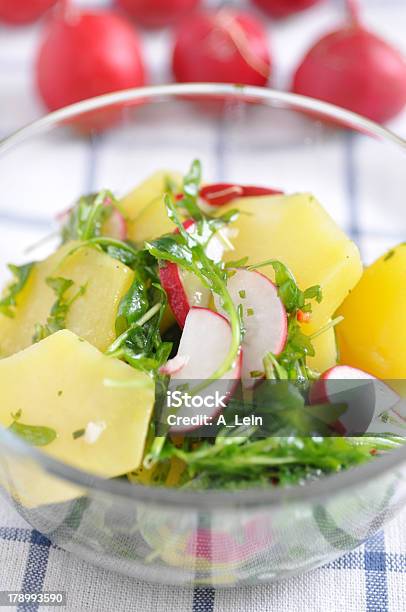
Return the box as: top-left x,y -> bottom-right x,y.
159,263 -> 191,328
252,0 -> 322,19
36,9 -> 146,116
172,10 -> 271,87
199,183 -> 283,208
116,0 -> 200,29
292,3 -> 406,123
0,0 -> 57,25
214,268 -> 287,385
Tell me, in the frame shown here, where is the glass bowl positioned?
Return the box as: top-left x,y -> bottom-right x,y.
0,84 -> 405,587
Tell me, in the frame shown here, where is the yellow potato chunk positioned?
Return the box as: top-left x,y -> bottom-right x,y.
336,244 -> 406,378
219,193 -> 362,329
120,170 -> 182,244
0,456 -> 86,509
0,330 -> 155,479
306,325 -> 338,373
0,241 -> 134,357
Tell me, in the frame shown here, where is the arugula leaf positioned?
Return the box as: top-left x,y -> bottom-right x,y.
9,420 -> 56,447
0,262 -> 34,318
249,259 -> 322,314
147,234 -> 195,269
108,278 -> 171,376
161,435 -> 404,489
180,159 -> 203,220
61,190 -> 117,243
116,276 -> 149,336
33,276 -> 86,342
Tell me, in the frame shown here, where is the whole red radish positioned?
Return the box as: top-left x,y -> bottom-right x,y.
252,0 -> 322,19
172,9 -> 271,87
292,0 -> 406,123
0,0 -> 57,25
116,0 -> 200,29
35,9 -> 146,119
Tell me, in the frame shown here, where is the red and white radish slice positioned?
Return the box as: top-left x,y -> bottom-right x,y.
214,268 -> 287,386
159,263 -> 210,328
159,219 -> 232,327
309,365 -> 399,435
168,307 -> 242,433
198,183 -> 283,213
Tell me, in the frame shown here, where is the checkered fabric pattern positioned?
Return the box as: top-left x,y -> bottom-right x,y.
1,0 -> 406,610
1,499 -> 406,611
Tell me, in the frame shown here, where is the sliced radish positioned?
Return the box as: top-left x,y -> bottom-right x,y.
198,183 -> 283,212
214,268 -> 287,386
159,263 -> 210,328
309,365 -> 399,435
159,219 -> 231,327
168,307 -> 242,433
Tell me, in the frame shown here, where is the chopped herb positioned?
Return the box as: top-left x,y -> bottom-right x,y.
72,428 -> 85,440
0,262 -> 34,318
250,370 -> 264,378
9,420 -> 56,447
247,307 -> 254,317
238,289 -> 246,299
384,250 -> 395,261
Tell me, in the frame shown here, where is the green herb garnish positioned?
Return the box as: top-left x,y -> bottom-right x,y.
33,277 -> 86,342
72,428 -> 85,440
61,190 -> 117,243
9,417 -> 56,447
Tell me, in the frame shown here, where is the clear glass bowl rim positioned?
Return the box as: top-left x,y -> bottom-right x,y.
0,82 -> 405,509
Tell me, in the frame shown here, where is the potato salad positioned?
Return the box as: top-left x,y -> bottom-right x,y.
0,160 -> 404,498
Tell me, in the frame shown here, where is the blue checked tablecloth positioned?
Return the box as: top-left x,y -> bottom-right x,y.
1,0 -> 406,610
1,497 -> 406,612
